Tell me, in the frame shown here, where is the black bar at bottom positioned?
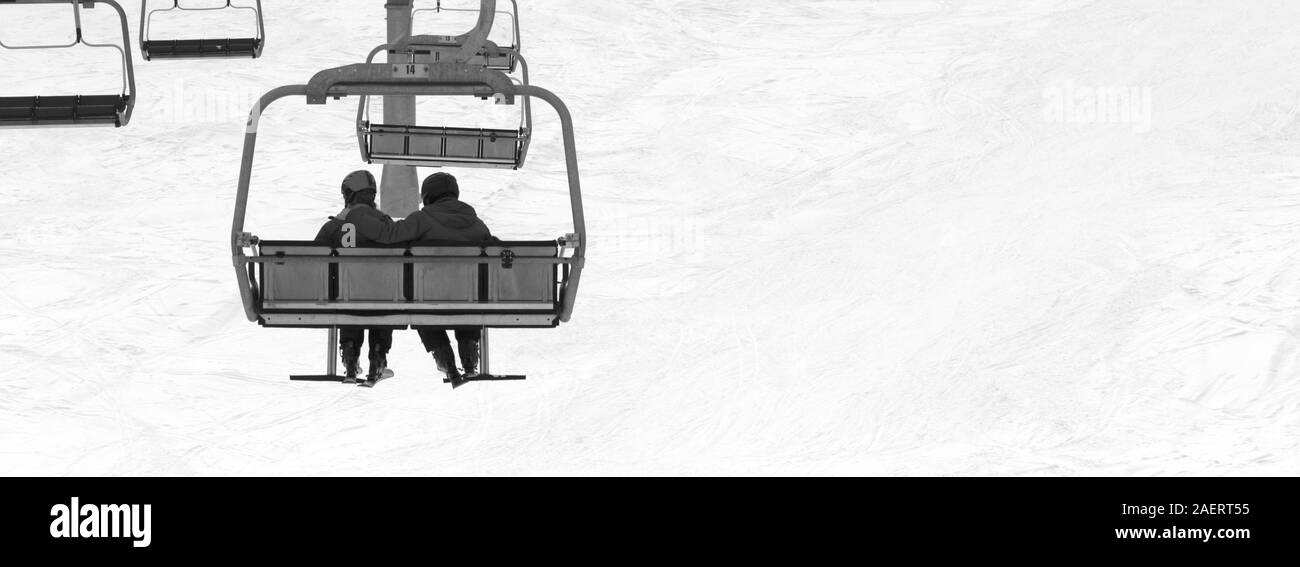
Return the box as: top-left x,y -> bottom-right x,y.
3,478 -> 1296,557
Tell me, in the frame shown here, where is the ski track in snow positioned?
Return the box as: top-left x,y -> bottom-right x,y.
2,0 -> 1300,475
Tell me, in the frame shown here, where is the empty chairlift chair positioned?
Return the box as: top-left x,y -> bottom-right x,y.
139,0 -> 265,60
231,61 -> 586,383
356,45 -> 531,169
357,0 -> 531,169
0,0 -> 137,128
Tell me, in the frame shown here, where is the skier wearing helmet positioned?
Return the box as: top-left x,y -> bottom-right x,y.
314,170 -> 396,385
347,172 -> 497,388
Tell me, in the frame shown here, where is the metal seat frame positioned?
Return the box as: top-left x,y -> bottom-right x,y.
0,0 -> 136,128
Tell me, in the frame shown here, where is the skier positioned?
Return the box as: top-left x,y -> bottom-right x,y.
314,170 -> 395,385
349,172 -> 496,388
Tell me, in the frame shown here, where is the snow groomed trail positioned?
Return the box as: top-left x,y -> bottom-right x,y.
1,0 -> 1299,475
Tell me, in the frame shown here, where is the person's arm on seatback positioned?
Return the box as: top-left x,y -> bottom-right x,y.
351,211 -> 426,244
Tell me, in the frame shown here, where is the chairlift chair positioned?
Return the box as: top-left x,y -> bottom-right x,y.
231,61 -> 586,384
139,0 -> 265,60
357,43 -> 532,169
0,0 -> 136,128
357,0 -> 531,169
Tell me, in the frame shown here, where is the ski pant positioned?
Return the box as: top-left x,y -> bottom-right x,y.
340,328 -> 393,358
416,327 -> 481,352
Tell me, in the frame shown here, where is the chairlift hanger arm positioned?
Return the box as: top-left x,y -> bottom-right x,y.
255,0 -> 265,42
449,0 -> 494,61
384,0 -> 496,61
513,51 -> 532,159
141,0 -> 265,39
413,0 -> 519,50
371,0 -> 519,73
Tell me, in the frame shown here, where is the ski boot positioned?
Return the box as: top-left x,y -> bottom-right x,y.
340,342 -> 362,384
458,339 -> 481,380
431,344 -> 465,389
359,351 -> 389,389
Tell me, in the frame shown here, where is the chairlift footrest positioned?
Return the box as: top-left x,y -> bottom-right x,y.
449,374 -> 527,383
290,374 -> 347,382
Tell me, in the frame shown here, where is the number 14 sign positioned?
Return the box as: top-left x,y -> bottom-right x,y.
392,64 -> 431,78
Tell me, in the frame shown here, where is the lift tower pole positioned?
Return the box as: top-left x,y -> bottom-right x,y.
381,0 -> 420,217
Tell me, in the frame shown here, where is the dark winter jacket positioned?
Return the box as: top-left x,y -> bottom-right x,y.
314,204 -> 396,247
350,198 -> 495,244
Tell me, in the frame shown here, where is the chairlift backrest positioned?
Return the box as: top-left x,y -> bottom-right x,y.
139,0 -> 265,60
337,247 -> 405,303
486,242 -> 557,303
254,240 -> 565,329
259,242 -> 330,304
410,245 -> 481,302
0,0 -> 136,128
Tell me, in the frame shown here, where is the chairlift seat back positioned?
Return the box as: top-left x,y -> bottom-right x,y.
364,124 -> 525,169
486,242 -> 557,303
410,245 -> 481,302
250,240 -> 564,328
142,37 -> 263,59
0,95 -> 130,128
260,242 -> 331,306
337,247 -> 405,303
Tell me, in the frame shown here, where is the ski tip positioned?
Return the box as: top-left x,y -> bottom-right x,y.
357,369 -> 395,388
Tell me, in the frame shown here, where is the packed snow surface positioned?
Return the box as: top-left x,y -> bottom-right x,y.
2,0 -> 1299,475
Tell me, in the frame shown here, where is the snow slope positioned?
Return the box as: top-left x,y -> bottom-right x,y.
2,0 -> 1299,476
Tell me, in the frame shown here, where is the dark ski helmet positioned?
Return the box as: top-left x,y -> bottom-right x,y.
341,170 -> 377,204
421,172 -> 459,204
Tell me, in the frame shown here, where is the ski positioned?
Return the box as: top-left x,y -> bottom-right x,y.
449,373 -> 527,388
358,368 -> 396,389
